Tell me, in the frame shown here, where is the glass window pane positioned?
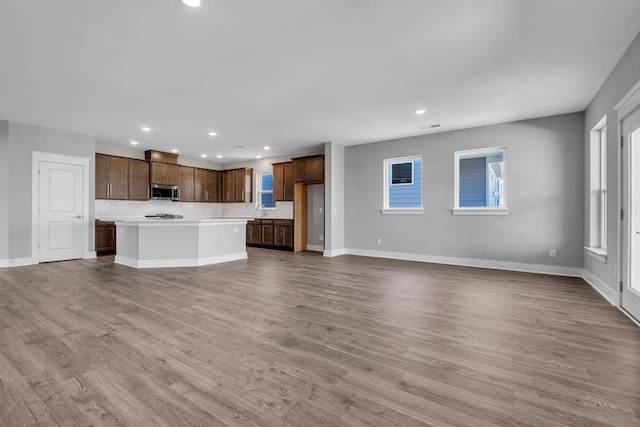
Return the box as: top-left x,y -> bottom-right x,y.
389,159 -> 422,208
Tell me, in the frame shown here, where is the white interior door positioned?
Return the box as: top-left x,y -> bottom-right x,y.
38,161 -> 84,262
622,107 -> 640,322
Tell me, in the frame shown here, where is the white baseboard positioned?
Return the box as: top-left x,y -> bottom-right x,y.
344,248 -> 584,277
323,248 -> 346,257
306,245 -> 324,252
84,251 -> 97,259
0,257 -> 35,268
114,252 -> 248,269
581,270 -> 619,306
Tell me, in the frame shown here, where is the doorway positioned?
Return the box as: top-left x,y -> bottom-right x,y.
31,151 -> 91,263
621,107 -> 640,322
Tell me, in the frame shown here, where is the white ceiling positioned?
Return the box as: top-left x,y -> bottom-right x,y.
0,0 -> 639,162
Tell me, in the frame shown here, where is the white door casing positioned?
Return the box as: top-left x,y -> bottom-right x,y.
31,151 -> 91,264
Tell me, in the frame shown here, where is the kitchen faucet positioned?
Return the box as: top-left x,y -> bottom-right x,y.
256,203 -> 266,217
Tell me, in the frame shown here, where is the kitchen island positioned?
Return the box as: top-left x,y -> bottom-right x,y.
114,218 -> 249,268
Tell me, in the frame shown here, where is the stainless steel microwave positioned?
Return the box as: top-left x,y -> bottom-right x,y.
150,184 -> 179,201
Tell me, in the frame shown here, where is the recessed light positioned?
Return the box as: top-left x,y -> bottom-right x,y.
256,155 -> 262,159
415,109 -> 426,115
208,131 -> 217,137
216,155 -> 223,159
171,149 -> 179,153
201,154 -> 207,158
130,141 -> 138,145
141,126 -> 151,132
263,146 -> 270,150
181,0 -> 202,7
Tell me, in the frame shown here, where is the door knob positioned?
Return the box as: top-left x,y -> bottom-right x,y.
73,215 -> 83,219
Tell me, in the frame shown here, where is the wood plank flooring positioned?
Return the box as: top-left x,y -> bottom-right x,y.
0,248 -> 639,426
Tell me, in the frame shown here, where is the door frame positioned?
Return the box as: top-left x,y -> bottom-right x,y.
31,151 -> 92,264
615,79 -> 640,322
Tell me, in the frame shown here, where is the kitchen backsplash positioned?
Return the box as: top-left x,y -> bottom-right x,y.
95,200 -> 293,220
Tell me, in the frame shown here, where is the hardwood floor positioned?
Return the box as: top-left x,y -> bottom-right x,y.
0,249 -> 639,426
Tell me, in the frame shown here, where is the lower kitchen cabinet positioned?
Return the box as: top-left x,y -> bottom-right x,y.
246,219 -> 293,251
96,220 -> 116,254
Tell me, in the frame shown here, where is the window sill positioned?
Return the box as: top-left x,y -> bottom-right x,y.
381,209 -> 424,215
451,208 -> 509,216
585,247 -> 608,264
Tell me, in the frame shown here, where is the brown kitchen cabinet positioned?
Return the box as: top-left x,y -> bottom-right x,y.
195,169 -> 221,203
293,155 -> 324,183
222,168 -> 253,203
178,166 -> 195,202
95,154 -> 129,199
272,162 -> 294,201
274,219 -> 293,248
95,220 -> 116,254
150,162 -> 179,186
246,219 -> 293,251
128,158 -> 150,200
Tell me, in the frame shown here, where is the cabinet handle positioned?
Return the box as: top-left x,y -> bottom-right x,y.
205,190 -> 208,201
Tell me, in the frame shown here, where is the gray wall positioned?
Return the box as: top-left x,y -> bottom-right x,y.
345,113 -> 585,268
8,121 -> 96,259
307,184 -> 325,249
584,30 -> 640,294
324,142 -> 345,255
0,122 -> 8,261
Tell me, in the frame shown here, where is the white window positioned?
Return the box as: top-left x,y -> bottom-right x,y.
453,147 -> 507,215
256,172 -> 276,209
382,155 -> 423,214
587,116 -> 607,262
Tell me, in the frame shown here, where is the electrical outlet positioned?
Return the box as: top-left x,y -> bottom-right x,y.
549,249 -> 556,258
376,238 -> 382,245
233,227 -> 239,232
319,234 -> 324,241
319,208 -> 323,214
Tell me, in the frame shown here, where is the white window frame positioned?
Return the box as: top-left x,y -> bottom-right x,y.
256,171 -> 276,210
586,116 -> 607,263
382,155 -> 423,215
452,146 -> 508,215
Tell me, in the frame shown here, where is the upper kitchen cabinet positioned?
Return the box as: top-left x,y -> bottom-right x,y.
146,150 -> 179,186
222,168 -> 253,203
178,166 -> 195,202
150,162 -> 179,186
272,162 -> 294,201
195,169 -> 221,203
293,155 -> 324,183
95,154 -> 128,199
128,159 -> 150,201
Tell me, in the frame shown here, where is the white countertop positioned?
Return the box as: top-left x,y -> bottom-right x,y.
111,217 -> 253,225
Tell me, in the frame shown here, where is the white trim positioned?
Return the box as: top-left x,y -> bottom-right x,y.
344,248 -> 583,277
615,79 -> 640,121
306,244 -> 324,252
620,308 -> 640,327
581,270 -> 619,306
323,248 -> 346,257
451,208 -> 509,216
381,209 -> 424,215
31,151 -> 91,265
114,252 -> 248,269
585,247 -> 608,263
85,251 -> 97,259
0,258 -> 35,268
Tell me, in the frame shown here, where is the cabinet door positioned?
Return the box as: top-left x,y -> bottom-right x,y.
307,156 -> 324,182
95,223 -> 116,252
128,159 -> 149,200
261,223 -> 274,245
208,170 -> 221,203
194,168 -> 206,202
234,169 -> 246,202
150,162 -> 166,184
273,163 -> 284,201
178,166 -> 195,202
283,162 -> 294,201
223,170 -> 235,202
108,156 -> 129,199
95,154 -> 109,199
247,221 -> 261,244
165,164 -> 179,186
294,158 -> 308,182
